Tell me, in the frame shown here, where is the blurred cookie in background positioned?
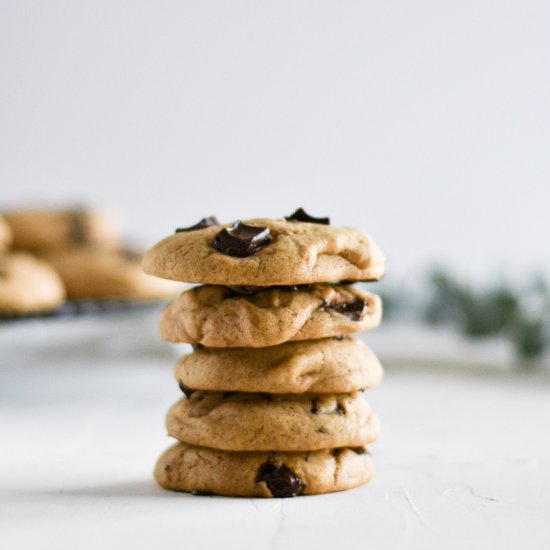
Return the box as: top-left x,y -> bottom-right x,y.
0,252 -> 65,315
43,247 -> 183,301
0,216 -> 13,251
4,208 -> 120,253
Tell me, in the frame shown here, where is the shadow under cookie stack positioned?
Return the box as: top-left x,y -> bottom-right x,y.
143,209 -> 386,497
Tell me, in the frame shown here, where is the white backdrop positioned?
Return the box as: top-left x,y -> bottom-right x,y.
1,1 -> 549,279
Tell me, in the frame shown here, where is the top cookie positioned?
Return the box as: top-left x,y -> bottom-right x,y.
4,208 -> 119,253
142,217 -> 385,285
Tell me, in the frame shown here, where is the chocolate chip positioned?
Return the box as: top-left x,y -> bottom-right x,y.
178,381 -> 195,398
256,461 -> 302,498
325,299 -> 366,321
285,208 -> 330,225
317,426 -> 328,434
191,490 -> 214,496
67,210 -> 88,244
311,399 -> 319,414
191,344 -> 204,351
336,402 -> 346,415
175,216 -> 219,233
212,221 -> 271,257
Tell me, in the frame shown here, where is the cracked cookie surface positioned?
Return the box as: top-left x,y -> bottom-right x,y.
160,284 -> 382,347
166,391 -> 379,451
176,337 -> 383,394
142,218 -> 385,285
155,442 -> 374,497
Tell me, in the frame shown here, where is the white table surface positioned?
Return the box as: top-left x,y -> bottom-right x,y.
1,311 -> 549,550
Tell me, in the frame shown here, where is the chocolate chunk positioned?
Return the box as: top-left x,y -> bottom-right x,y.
325,299 -> 366,321
191,490 -> 214,496
227,284 -> 306,296
175,216 -> 219,233
227,285 -> 270,296
256,461 -> 302,498
178,381 -> 195,398
350,447 -> 368,455
317,426 -> 328,434
311,399 -> 319,414
336,402 -> 346,415
67,210 -> 88,244
285,208 -> 330,225
212,221 -> 270,257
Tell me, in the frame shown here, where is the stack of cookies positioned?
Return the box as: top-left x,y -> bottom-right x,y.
143,210 -> 385,497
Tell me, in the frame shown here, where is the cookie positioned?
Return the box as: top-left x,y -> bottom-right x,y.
43,247 -> 182,300
4,208 -> 119,252
155,442 -> 374,497
175,337 -> 382,394
160,284 -> 382,347
142,218 -> 385,285
0,252 -> 65,315
0,216 -> 12,252
166,392 -> 379,451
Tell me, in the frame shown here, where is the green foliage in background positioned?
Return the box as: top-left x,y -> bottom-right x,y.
424,270 -> 549,360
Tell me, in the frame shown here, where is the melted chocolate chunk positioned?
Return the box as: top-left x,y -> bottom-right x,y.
67,210 -> 88,244
325,299 -> 366,321
178,381 -> 195,398
285,208 -> 330,225
175,216 -> 219,233
227,284 -> 306,296
227,285 -> 270,296
212,221 -> 270,257
256,461 -> 302,498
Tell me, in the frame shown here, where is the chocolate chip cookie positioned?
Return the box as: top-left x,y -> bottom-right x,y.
155,442 -> 374,497
4,208 -> 119,252
0,216 -> 12,252
166,392 -> 379,451
175,337 -> 382,394
0,252 -> 65,315
160,283 -> 382,347
142,217 -> 385,285
43,247 -> 182,300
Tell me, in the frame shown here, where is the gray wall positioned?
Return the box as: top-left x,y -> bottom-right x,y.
2,1 -> 549,279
